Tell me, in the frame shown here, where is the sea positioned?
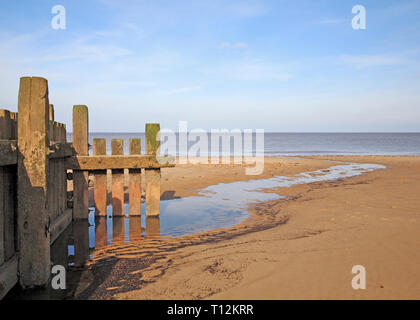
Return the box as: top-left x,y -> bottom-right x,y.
67,132 -> 420,156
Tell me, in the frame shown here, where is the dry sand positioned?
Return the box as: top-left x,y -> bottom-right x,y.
77,156 -> 420,300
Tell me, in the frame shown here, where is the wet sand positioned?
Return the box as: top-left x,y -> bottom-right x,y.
76,156 -> 420,300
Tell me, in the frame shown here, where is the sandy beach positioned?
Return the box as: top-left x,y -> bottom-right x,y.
74,156 -> 420,300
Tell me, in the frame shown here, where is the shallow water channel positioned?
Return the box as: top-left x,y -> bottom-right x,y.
6,162 -> 385,299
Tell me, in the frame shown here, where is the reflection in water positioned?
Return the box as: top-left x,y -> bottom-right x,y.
71,162 -> 386,256
146,216 -> 161,238
6,162 -> 385,299
88,213 -> 158,250
63,162 -> 388,267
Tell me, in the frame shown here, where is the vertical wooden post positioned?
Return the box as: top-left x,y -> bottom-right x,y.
111,139 -> 125,216
0,110 -> 9,265
10,112 -> 18,140
60,124 -> 67,216
49,104 -> 54,122
0,109 -> 12,139
145,124 -> 161,216
3,166 -> 16,262
48,159 -> 55,222
0,168 -> 4,265
0,110 -> 16,265
129,138 -> 141,216
93,138 -> 107,216
17,77 -> 50,287
72,105 -> 89,220
48,105 -> 54,142
58,147 -> 64,216
49,105 -> 56,221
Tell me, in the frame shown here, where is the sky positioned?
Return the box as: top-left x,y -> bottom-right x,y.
0,0 -> 419,132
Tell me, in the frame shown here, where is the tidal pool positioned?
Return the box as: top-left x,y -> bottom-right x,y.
82,162 -> 386,248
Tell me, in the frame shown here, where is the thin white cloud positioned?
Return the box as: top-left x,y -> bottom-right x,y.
220,42 -> 248,49
231,42 -> 248,49
339,54 -> 406,68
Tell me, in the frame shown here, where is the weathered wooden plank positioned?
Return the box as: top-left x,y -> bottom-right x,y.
66,155 -> 175,170
0,140 -> 17,166
47,142 -> 74,159
145,123 -> 160,155
49,159 -> 58,222
3,166 -> 16,262
0,168 -> 4,265
145,123 -> 161,216
62,124 -> 67,142
58,156 -> 65,216
48,105 -> 54,142
10,112 -> 17,140
111,139 -> 124,216
72,105 -> 89,220
50,208 -> 72,245
0,255 -> 18,299
17,76 -> 51,288
0,109 -> 12,140
145,169 -> 161,216
93,138 -> 107,216
54,122 -> 59,142
49,104 -> 54,122
129,138 -> 141,216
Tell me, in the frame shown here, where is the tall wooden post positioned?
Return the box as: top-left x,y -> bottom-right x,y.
0,109 -> 16,265
111,139 -> 125,216
48,104 -> 54,142
129,138 -> 141,216
17,77 -> 51,288
0,109 -> 12,139
10,112 -> 18,140
0,166 -> 4,265
0,110 -> 10,265
93,138 -> 107,216
72,105 -> 89,220
49,104 -> 54,123
145,124 -> 161,216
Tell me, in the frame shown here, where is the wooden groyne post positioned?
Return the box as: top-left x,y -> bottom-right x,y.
0,108 -> 18,298
145,124 -> 161,216
93,138 -> 107,216
72,105 -> 89,220
17,77 -> 51,288
129,138 -> 142,216
0,75 -> 174,298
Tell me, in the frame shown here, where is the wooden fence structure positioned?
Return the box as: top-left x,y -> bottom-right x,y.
0,76 -> 174,298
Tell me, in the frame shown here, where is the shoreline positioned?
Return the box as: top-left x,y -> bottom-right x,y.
71,156 -> 419,300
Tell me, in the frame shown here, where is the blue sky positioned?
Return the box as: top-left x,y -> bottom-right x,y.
0,0 -> 419,132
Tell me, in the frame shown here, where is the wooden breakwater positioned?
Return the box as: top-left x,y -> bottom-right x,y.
0,76 -> 174,298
